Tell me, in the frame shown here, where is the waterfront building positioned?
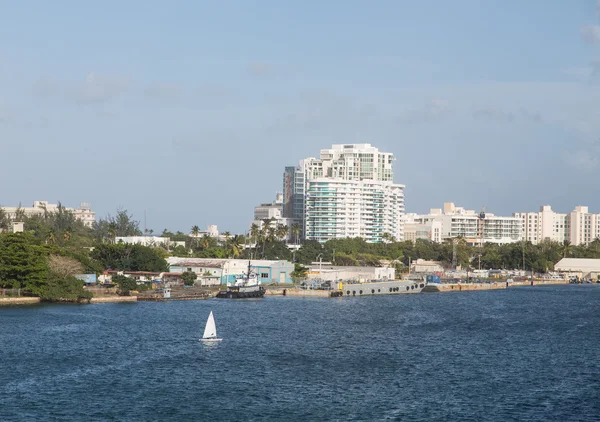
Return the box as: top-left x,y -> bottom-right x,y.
554,258 -> 600,279
513,205 -> 600,246
283,143 -> 405,242
409,202 -> 522,245
166,257 -> 294,285
306,265 -> 395,282
305,178 -> 404,243
0,201 -> 96,227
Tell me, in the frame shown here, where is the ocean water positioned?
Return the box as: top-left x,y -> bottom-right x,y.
1,285 -> 599,421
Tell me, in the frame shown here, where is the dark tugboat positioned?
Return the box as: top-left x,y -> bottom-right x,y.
216,260 -> 266,299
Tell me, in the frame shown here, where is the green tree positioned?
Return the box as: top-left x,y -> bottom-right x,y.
0,207 -> 10,232
291,263 -> 308,280
90,244 -> 168,272
112,274 -> 138,295
92,209 -> 142,243
291,223 -> 302,245
181,271 -> 197,286
36,271 -> 92,302
0,233 -> 49,290
228,235 -> 244,258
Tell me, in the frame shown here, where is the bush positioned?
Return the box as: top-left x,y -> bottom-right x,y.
113,274 -> 138,295
37,271 -> 92,302
182,271 -> 197,287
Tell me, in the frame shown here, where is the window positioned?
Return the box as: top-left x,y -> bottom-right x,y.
261,273 -> 269,278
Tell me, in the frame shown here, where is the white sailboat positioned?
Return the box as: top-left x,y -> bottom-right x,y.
200,311 -> 222,342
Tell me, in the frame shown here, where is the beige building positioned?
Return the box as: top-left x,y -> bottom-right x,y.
1,201 -> 96,227
514,205 -> 600,246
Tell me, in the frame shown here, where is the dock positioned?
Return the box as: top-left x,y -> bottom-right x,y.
423,282 -> 507,293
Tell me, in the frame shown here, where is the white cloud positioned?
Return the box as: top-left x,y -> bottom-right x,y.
581,25 -> 600,44
76,72 -> 129,104
562,66 -> 593,80
472,105 -> 514,122
398,99 -> 451,123
144,82 -> 183,99
563,149 -> 600,171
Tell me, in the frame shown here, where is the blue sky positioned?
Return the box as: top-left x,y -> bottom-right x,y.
1,0 -> 599,233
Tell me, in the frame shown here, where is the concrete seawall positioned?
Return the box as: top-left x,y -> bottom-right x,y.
0,297 -> 41,306
423,282 -> 507,293
266,288 -> 333,298
90,296 -> 138,303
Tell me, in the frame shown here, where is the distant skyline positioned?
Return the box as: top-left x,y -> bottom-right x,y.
1,1 -> 599,233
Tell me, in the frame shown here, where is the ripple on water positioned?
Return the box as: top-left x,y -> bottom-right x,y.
1,286 -> 600,421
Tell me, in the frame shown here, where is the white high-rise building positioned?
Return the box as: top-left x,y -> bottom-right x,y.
407,202 -> 522,245
513,206 -> 568,244
284,144 -> 404,243
514,205 -> 600,246
305,179 -> 404,243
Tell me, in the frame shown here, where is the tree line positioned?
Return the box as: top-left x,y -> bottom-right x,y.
2,204 -> 600,300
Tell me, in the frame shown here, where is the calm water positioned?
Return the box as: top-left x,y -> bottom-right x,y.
1,285 -> 600,421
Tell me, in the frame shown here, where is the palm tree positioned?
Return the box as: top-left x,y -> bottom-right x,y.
250,224 -> 261,258
229,235 -> 244,258
291,223 -> 302,245
14,204 -> 25,221
381,232 -> 396,243
561,240 -> 572,258
276,224 -> 289,242
108,222 -> 118,244
191,225 -> 200,247
222,231 -> 231,248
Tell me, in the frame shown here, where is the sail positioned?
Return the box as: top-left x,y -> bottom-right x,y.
203,311 -> 217,339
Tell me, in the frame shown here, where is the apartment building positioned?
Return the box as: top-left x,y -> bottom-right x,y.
1,201 -> 96,227
407,202 -> 522,245
283,143 -> 404,242
514,205 -> 600,246
304,178 -> 404,243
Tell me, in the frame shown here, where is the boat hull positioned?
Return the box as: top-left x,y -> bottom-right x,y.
216,286 -> 266,299
340,280 -> 426,297
200,338 -> 223,342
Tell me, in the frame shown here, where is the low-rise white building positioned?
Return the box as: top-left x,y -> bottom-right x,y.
408,203 -> 522,245
0,201 -> 96,227
306,265 -> 395,282
116,236 -> 185,249
554,258 -> 600,279
166,257 -> 294,284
